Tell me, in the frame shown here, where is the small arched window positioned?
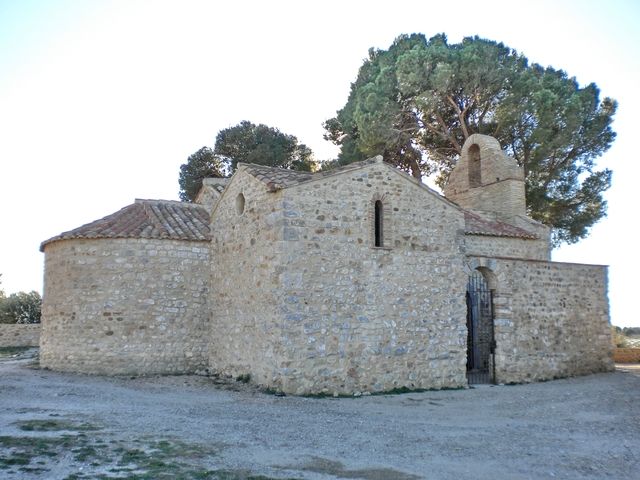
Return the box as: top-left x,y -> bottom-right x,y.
374,200 -> 383,247
468,144 -> 481,188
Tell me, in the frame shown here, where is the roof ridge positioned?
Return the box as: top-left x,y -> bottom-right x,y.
239,156 -> 384,191
238,162 -> 310,173
311,155 -> 383,178
240,156 -> 384,177
135,198 -> 202,208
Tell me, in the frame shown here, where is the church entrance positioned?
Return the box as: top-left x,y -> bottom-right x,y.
466,270 -> 495,384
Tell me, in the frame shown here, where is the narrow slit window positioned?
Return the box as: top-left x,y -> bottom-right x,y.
374,200 -> 383,247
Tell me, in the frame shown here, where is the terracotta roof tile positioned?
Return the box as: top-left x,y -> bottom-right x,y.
40,199 -> 210,251
464,211 -> 538,239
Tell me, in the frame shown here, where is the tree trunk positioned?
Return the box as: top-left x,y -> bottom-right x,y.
409,158 -> 422,179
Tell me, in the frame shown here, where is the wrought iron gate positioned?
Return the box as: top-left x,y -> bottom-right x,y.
466,270 -> 495,384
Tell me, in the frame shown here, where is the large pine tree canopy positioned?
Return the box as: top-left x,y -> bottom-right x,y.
323,34 -> 616,245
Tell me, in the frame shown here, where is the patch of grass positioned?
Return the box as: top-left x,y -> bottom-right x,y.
298,457 -> 419,480
235,373 -> 251,383
267,384 -> 466,398
148,438 -> 211,459
370,385 -> 466,396
118,448 -> 149,465
0,453 -> 30,467
18,466 -> 48,474
0,346 -> 32,358
15,419 -> 101,432
71,469 -> 297,480
300,392 -> 352,399
260,387 -> 286,396
0,435 -> 73,452
2,423 -> 289,479
108,438 -> 223,478
0,434 -> 76,470
72,444 -> 100,462
209,472 -> 300,480
299,385 -> 462,398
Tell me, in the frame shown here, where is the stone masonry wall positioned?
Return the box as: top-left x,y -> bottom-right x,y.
209,169 -> 284,385
464,235 -> 549,261
40,238 -> 210,374
483,258 -> 614,383
448,179 -> 526,218
0,324 -> 40,347
274,162 -> 469,394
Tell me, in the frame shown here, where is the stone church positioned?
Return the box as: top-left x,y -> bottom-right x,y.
39,135 -> 613,394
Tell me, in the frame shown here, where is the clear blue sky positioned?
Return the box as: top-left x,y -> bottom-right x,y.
1,0 -> 638,326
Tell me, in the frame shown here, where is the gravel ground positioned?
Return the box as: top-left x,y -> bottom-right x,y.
0,349 -> 638,479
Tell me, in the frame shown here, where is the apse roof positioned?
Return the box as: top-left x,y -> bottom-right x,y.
40,199 -> 210,251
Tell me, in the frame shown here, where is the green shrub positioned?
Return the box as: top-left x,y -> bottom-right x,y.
0,291 -> 42,324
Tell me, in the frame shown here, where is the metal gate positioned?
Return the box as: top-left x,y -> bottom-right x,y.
466,270 -> 495,384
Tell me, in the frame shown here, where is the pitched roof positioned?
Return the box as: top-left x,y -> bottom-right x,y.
241,157 -> 382,191
40,199 -> 210,251
241,164 -> 314,190
464,211 -> 539,239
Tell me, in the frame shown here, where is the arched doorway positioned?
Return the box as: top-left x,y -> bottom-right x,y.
466,269 -> 495,384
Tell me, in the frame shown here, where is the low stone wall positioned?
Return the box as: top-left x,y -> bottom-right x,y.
614,348 -> 640,363
0,324 -> 41,347
482,257 -> 614,384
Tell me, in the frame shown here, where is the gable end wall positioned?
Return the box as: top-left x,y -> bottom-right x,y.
208,170 -> 285,384
271,163 -> 469,394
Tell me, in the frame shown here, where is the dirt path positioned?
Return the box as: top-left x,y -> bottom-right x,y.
1,350 -> 638,479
